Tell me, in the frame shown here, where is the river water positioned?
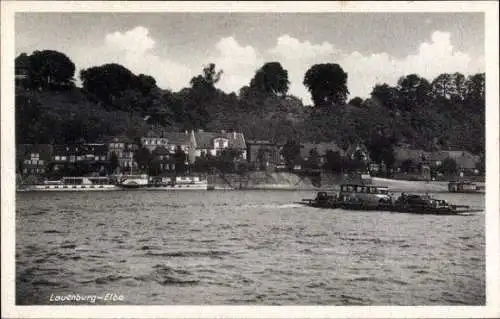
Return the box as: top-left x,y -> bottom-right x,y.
16,190 -> 485,305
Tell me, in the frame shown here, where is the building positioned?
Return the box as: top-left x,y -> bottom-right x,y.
96,136 -> 139,170
17,144 -> 53,175
429,150 -> 480,173
300,142 -> 345,166
246,140 -> 280,169
51,144 -> 109,173
193,130 -> 247,161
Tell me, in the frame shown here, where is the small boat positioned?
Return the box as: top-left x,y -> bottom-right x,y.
116,174 -> 150,189
17,176 -> 121,192
145,176 -> 208,190
448,180 -> 485,193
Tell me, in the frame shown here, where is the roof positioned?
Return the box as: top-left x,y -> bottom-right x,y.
152,146 -> 171,155
426,150 -> 478,169
95,135 -> 134,144
246,140 -> 276,146
194,131 -> 246,149
394,148 -> 431,163
143,130 -> 191,145
300,142 -> 345,159
53,144 -> 108,156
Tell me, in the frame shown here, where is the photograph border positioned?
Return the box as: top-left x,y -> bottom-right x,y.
2,1 -> 499,318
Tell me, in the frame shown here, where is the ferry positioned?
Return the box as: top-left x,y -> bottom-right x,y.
448,180 -> 485,193
298,183 -> 479,215
17,176 -> 120,192
146,176 -> 209,190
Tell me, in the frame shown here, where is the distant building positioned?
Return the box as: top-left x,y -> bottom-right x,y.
96,136 -> 139,170
300,142 -> 345,166
17,144 -> 53,175
429,150 -> 480,173
141,129 -> 247,164
246,140 -> 280,169
193,130 -> 247,161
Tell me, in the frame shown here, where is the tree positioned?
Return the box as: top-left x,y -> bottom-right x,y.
173,145 -> 187,174
281,140 -> 302,171
370,83 -> 399,110
26,50 -> 76,90
438,157 -> 458,176
401,159 -> 416,173
249,62 -> 289,96
134,147 -> 152,172
324,150 -> 343,173
305,148 -> 320,170
109,152 -> 119,173
348,97 -> 364,107
80,63 -> 139,107
366,134 -> 396,170
397,74 -> 432,110
303,63 -> 349,107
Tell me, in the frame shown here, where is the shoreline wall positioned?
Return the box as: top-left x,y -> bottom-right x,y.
208,171 -> 468,193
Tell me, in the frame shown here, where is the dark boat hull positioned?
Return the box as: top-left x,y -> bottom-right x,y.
297,200 -> 479,215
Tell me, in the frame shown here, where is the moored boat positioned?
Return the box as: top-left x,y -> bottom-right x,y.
448,180 -> 485,193
116,174 -> 150,189
146,176 -> 208,190
17,176 -> 120,192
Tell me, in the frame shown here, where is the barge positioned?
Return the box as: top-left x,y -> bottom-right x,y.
298,184 -> 480,215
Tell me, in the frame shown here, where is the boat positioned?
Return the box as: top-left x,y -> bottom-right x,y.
448,180 -> 485,193
116,174 -> 150,189
145,176 -> 209,190
298,183 -> 480,215
17,176 -> 121,192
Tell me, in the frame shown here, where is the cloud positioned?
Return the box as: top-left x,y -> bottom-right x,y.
71,27 -> 484,105
210,36 -> 263,94
267,30 -> 484,103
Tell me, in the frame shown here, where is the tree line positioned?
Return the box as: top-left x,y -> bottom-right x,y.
16,50 -> 485,170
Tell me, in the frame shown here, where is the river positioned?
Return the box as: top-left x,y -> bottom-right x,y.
15,190 -> 485,305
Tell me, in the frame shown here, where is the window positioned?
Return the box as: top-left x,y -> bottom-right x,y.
55,156 -> 61,161
24,159 -> 30,164
61,156 -> 67,161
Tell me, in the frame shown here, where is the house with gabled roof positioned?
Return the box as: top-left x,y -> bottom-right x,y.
193,130 -> 247,162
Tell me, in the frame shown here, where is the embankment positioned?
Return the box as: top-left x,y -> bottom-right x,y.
209,172 -> 465,193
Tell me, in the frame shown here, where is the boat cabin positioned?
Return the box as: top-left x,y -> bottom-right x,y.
340,184 -> 389,195
338,184 -> 392,204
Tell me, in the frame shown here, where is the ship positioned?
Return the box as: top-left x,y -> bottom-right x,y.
17,176 -> 121,192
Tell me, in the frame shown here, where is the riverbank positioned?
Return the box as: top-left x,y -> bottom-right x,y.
208,172 -> 485,193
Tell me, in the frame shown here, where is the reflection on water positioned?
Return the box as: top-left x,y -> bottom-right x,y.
16,190 -> 485,305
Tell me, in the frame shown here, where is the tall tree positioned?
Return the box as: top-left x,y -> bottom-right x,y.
26,50 -> 76,89
397,74 -> 432,110
173,145 -> 187,174
281,140 -> 302,171
370,83 -> 399,110
303,63 -> 349,107
134,147 -> 152,172
249,62 -> 289,96
80,63 -> 139,107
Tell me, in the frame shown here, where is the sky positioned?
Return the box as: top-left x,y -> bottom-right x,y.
15,12 -> 485,104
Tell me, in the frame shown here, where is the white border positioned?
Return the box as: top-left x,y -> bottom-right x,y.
2,1 -> 499,318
